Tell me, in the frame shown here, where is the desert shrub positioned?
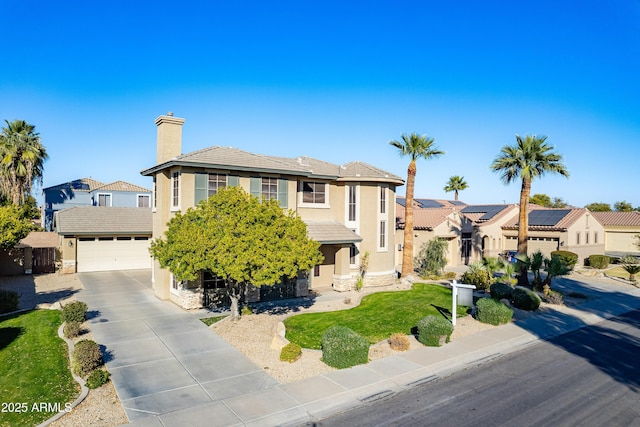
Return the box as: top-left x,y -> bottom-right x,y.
0,290 -> 19,314
241,305 -> 253,316
388,333 -> 411,351
490,282 -> 513,301
62,301 -> 88,323
512,286 -> 541,311
321,325 -> 369,369
588,255 -> 610,269
443,271 -> 457,280
460,262 -> 493,291
476,297 -> 513,325
550,251 -> 578,270
279,343 -> 302,363
85,369 -> 110,389
72,339 -> 103,377
545,290 -> 564,305
63,321 -> 82,338
416,316 -> 454,347
415,238 -> 448,276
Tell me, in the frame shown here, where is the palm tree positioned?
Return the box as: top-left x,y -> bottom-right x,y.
390,133 -> 444,277
444,175 -> 468,201
490,135 -> 569,286
0,119 -> 48,205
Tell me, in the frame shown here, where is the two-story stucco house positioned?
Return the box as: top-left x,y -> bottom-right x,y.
141,113 -> 404,309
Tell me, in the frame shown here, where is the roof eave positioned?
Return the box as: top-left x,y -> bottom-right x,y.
141,160 -> 337,179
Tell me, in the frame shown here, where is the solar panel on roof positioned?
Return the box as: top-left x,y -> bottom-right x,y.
415,199 -> 444,208
461,205 -> 507,220
396,198 -> 406,208
527,209 -> 571,226
450,200 -> 466,206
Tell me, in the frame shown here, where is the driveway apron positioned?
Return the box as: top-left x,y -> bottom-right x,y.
77,270 -> 277,423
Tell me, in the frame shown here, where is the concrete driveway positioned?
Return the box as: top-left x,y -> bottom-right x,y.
77,270 -> 277,423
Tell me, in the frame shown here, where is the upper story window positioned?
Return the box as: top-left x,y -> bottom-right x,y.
378,220 -> 387,250
97,193 -> 111,207
208,174 -> 226,195
379,186 -> 387,214
195,173 -> 239,205
250,177 -> 288,208
138,194 -> 150,208
348,184 -> 357,222
172,171 -> 180,208
301,181 -> 326,205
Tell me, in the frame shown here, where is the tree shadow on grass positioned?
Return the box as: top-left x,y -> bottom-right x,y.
0,326 -> 24,351
251,295 -> 318,315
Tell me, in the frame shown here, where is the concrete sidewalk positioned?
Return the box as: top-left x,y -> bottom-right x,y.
121,273 -> 640,427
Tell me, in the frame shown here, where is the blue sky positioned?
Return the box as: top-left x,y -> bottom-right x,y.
2,0 -> 639,207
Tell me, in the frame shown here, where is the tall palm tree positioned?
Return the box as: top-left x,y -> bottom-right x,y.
444,175 -> 468,201
491,134 -> 569,286
390,133 -> 444,277
0,119 -> 48,205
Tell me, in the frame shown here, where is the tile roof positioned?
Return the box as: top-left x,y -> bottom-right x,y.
93,180 -> 151,193
461,204 -> 518,226
304,221 -> 362,244
55,207 -> 152,235
142,146 -> 404,184
44,177 -> 105,192
17,232 -> 58,248
591,211 -> 640,227
396,197 -> 463,209
502,207 -> 586,231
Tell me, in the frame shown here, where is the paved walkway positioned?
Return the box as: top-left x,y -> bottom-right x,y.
78,271 -> 640,426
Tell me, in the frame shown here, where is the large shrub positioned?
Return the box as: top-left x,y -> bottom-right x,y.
460,262 -> 493,291
415,238 -> 448,277
63,321 -> 82,338
416,316 -> 454,347
550,251 -> 578,270
0,290 -> 19,314
490,282 -> 513,301
588,255 -> 610,269
321,326 -> 369,369
72,339 -> 103,377
476,298 -> 513,325
62,301 -> 88,324
511,286 -> 541,311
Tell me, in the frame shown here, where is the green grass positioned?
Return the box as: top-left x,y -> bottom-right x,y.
284,283 -> 467,349
0,310 -> 78,427
200,315 -> 228,326
605,266 -> 632,280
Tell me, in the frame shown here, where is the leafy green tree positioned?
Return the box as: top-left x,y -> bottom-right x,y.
530,193 -> 552,207
443,175 -> 468,201
390,133 -> 444,277
0,204 -> 34,249
0,120 -> 48,205
614,200 -> 634,212
550,197 -> 567,208
149,186 -> 323,319
585,202 -> 611,212
491,135 -> 569,286
415,238 -> 448,277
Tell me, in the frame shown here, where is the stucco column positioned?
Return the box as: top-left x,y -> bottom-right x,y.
332,244 -> 353,292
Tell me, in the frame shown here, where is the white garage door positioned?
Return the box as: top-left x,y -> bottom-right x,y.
77,236 -> 151,272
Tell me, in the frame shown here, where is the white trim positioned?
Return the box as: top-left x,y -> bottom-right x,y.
96,192 -> 112,207
171,171 -> 181,211
137,194 -> 151,208
298,180 -> 330,209
170,273 -> 180,295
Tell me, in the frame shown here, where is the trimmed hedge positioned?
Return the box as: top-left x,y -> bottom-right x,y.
0,290 -> 19,314
321,326 -> 369,369
416,316 -> 454,347
550,251 -> 578,269
63,321 -> 82,338
86,369 -> 110,389
490,282 -> 513,301
460,267 -> 493,291
72,339 -> 103,377
588,255 -> 610,269
512,286 -> 541,311
62,301 -> 88,324
476,298 -> 513,325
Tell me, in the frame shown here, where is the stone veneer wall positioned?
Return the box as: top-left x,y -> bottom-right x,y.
332,272 -> 396,292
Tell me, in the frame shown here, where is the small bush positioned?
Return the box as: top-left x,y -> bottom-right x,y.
321,326 -> 369,369
241,305 -> 253,316
545,290 -> 564,305
388,333 -> 411,351
0,290 -> 19,314
460,263 -> 493,291
85,369 -> 110,389
490,282 -> 513,301
416,316 -> 454,347
550,251 -> 578,270
512,286 -> 541,311
72,339 -> 103,377
62,301 -> 88,323
280,343 -> 302,363
443,271 -> 457,280
63,321 -> 82,338
588,255 -> 610,269
476,298 -> 513,325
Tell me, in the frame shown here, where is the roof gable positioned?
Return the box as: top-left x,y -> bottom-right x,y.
93,180 -> 151,193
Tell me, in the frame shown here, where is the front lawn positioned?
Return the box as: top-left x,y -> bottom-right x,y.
605,266 -> 632,280
0,310 -> 78,427
284,283 -> 467,349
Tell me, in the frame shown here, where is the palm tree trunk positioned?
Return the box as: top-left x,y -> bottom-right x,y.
517,178 -> 531,286
454,190 -> 459,201
401,161 -> 417,277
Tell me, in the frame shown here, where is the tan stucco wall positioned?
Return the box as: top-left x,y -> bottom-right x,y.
603,227 -> 640,253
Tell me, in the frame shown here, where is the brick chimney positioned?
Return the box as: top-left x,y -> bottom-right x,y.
154,112 -> 185,164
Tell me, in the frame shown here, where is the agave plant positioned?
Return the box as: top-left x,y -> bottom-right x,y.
542,255 -> 570,294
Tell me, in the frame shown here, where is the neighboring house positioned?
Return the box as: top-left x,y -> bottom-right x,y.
395,197 -> 465,268
0,232 -> 58,276
459,204 -> 520,263
42,178 -> 151,231
140,113 -> 404,309
590,211 -> 640,257
55,207 -> 152,273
